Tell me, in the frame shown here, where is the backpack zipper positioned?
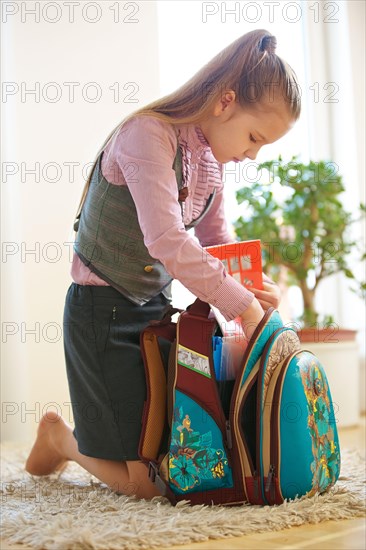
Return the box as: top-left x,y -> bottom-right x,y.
265,354 -> 298,504
256,327 -> 290,504
257,327 -> 298,504
265,464 -> 275,497
227,309 -> 277,499
225,420 -> 232,449
234,373 -> 262,503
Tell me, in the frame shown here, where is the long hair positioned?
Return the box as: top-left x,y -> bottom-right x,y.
74,29 -> 301,220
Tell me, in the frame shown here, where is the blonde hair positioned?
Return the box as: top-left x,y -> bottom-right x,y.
75,29 -> 301,219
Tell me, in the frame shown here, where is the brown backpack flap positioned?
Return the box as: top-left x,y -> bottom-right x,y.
139,307 -> 181,463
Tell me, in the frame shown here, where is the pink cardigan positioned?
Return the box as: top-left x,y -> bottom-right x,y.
71,115 -> 255,321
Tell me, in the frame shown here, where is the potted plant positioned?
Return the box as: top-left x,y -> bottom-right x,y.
234,155 -> 365,426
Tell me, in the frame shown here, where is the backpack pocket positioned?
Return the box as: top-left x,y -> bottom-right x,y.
167,389 -> 234,495
263,350 -> 341,504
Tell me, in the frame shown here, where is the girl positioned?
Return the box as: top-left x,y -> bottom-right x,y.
25,29 -> 301,500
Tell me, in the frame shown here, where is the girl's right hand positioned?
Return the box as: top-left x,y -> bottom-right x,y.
239,298 -> 264,341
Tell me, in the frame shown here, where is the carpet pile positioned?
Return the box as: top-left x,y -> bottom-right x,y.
1,444 -> 365,549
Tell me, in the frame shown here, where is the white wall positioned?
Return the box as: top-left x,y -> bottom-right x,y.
1,1 -> 161,441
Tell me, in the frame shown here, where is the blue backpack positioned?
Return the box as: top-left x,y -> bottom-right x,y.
139,299 -> 341,505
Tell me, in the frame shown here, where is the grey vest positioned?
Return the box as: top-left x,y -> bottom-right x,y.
74,141 -> 216,305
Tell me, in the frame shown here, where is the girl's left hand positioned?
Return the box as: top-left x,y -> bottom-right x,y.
250,281 -> 281,310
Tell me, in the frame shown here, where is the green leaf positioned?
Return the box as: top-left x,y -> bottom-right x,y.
233,154 -> 365,326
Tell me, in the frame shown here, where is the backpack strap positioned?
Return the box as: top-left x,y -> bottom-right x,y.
139,306 -> 183,503
186,298 -> 211,318
139,299 -> 210,465
139,306 -> 181,463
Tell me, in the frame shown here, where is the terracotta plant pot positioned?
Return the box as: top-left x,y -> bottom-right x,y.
298,327 -> 357,344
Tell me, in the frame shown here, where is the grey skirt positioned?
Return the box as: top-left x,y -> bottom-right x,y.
63,283 -> 172,461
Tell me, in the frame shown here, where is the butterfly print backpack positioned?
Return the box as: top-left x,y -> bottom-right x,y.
138,298 -> 341,505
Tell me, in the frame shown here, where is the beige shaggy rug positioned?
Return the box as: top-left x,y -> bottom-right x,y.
0,443 -> 365,550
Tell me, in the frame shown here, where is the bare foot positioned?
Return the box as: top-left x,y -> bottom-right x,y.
25,411 -> 70,476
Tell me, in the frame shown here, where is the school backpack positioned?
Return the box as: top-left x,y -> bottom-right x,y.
138,298 -> 341,506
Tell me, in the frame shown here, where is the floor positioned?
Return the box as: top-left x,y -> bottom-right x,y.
1,417 -> 365,550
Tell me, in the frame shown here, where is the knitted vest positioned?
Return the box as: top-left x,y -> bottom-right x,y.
74,143 -> 216,305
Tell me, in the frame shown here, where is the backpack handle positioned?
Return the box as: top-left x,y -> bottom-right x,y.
149,305 -> 183,327
186,298 -> 211,318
